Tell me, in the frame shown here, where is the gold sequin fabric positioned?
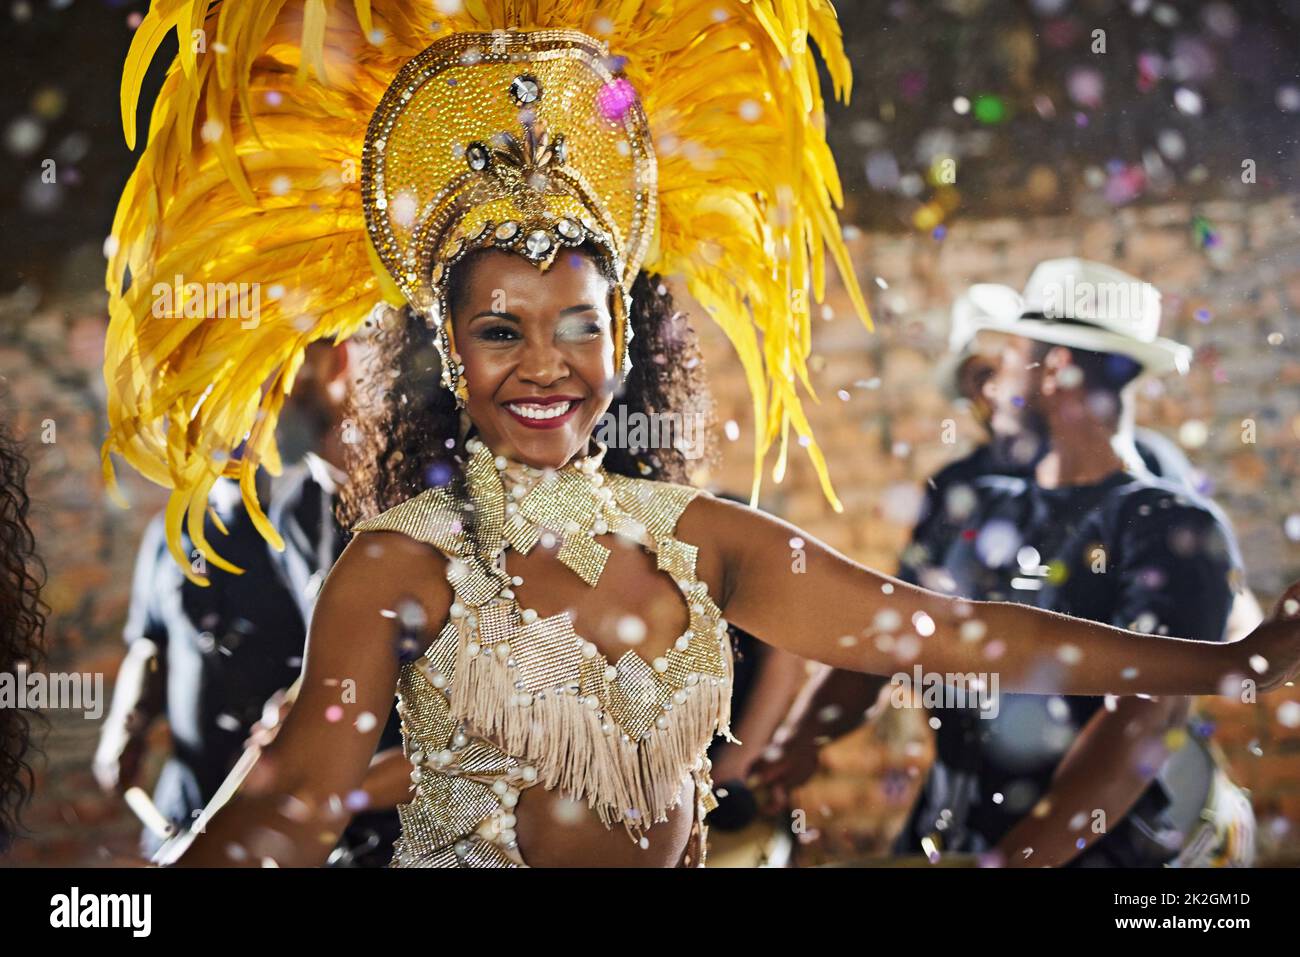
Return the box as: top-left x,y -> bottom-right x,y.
353,440 -> 732,867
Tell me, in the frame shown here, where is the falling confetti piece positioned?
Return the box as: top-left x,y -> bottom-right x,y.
1173,87 -> 1203,115
1277,701 -> 1300,729
875,610 -> 902,634
616,615 -> 646,644
1178,419 -> 1208,448
973,93 -> 1007,125
1193,216 -> 1219,249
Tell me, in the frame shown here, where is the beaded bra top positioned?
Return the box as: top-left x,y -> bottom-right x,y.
352,438 -> 735,867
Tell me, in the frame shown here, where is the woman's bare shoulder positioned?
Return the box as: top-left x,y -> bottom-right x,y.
674,489 -> 752,540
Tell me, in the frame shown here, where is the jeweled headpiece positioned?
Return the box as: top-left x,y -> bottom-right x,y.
362,29 -> 655,404
105,1 -> 871,581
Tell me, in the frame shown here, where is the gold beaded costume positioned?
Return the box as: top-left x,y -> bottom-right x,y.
104,0 -> 869,866
356,437 -> 732,866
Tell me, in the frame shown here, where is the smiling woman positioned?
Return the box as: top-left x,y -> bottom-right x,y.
334,248 -> 715,539
107,0 -> 1300,870
453,247 -> 619,461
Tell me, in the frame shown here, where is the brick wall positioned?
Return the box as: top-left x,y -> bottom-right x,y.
4,193 -> 1299,865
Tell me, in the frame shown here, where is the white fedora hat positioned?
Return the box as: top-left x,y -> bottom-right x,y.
961,258 -> 1193,376
934,292 -> 1000,400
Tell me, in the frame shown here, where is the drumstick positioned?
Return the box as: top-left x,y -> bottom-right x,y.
123,786 -> 174,840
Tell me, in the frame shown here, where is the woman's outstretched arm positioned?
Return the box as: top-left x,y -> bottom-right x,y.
678,495 -> 1300,698
157,530 -> 444,867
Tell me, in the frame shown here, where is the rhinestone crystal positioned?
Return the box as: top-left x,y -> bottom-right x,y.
510,74 -> 541,104
524,229 -> 552,257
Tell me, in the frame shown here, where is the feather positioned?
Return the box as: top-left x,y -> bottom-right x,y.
106,0 -> 872,582
120,0 -> 190,150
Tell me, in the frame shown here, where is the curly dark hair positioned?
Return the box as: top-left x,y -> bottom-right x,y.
0,420 -> 47,853
338,247 -> 717,538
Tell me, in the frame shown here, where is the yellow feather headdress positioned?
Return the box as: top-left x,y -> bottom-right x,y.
105,0 -> 871,582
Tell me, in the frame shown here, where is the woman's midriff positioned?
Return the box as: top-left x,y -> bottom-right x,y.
511,775 -> 697,867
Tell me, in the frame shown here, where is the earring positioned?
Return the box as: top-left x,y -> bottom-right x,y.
617,287 -> 635,384
428,311 -> 468,408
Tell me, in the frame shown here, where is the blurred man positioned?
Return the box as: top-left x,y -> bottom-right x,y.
93,340 -> 403,865
758,259 -> 1253,867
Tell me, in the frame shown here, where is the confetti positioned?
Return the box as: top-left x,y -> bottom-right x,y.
1277,702 -> 1300,729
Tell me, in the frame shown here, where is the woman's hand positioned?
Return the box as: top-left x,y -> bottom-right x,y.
1237,581 -> 1300,693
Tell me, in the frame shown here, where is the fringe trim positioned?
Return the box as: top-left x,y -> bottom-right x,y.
450,633 -> 733,841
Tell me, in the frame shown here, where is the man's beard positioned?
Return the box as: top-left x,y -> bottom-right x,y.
989,406 -> 1050,472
